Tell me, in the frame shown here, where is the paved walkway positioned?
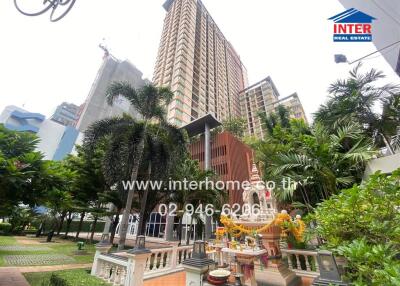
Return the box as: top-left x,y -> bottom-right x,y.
3,263 -> 93,273
0,268 -> 30,286
71,232 -> 174,248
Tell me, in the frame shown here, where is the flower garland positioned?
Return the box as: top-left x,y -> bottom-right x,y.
219,213 -> 305,241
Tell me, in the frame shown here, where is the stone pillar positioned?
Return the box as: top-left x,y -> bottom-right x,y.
125,249 -> 152,286
204,122 -> 211,170
204,122 -> 212,240
182,240 -> 215,286
91,241 -> 112,276
101,204 -> 114,241
165,203 -> 175,241
183,264 -> 212,286
254,226 -> 301,286
205,217 -> 212,240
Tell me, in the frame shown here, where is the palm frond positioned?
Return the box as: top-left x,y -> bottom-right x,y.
106,81 -> 139,107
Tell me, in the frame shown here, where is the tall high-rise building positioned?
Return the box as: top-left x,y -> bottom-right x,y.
239,77 -> 307,139
51,102 -> 80,127
76,53 -> 147,132
239,77 -> 280,139
153,0 -> 248,127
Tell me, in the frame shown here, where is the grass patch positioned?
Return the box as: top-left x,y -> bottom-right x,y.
0,236 -> 16,245
0,235 -> 96,266
24,269 -> 110,286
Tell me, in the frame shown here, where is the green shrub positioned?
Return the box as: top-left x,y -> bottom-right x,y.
28,270 -> 109,286
61,220 -> 105,232
49,273 -> 68,286
22,228 -> 38,235
337,239 -> 400,286
0,223 -> 11,234
312,169 -> 400,285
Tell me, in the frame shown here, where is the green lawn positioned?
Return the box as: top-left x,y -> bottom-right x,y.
0,236 -> 17,245
24,269 -> 110,286
0,235 -> 96,266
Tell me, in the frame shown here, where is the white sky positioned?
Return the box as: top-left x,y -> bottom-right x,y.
0,0 -> 399,122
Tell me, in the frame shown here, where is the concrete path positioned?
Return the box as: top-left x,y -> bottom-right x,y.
0,268 -> 30,286
5,263 -> 93,273
71,232 -> 174,248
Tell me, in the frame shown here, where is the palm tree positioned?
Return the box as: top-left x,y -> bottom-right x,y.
84,83 -> 175,249
267,120 -> 376,210
135,123 -> 187,235
314,63 -> 400,153
258,105 -> 291,136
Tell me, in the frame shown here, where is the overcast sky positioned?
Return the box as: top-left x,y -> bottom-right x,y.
1,0 -> 399,122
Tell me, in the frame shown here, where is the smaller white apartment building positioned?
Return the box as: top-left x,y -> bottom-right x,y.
0,105 -> 81,160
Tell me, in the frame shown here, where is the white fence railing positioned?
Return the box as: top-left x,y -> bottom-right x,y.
92,245 -> 321,285
281,248 -> 319,278
92,253 -> 128,285
144,245 -> 193,279
92,245 -> 195,285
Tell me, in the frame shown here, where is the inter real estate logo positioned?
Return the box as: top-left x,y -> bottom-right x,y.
328,8 -> 376,42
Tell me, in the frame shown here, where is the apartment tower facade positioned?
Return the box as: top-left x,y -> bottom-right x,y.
240,77 -> 307,139
76,54 -> 146,132
153,0 -> 248,127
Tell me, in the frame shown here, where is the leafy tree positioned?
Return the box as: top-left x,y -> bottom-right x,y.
314,63 -> 400,153
258,105 -> 291,136
63,145 -> 107,240
0,125 -> 60,216
251,113 -> 375,210
8,205 -> 38,233
27,160 -> 78,241
221,117 -> 247,139
312,170 -> 400,285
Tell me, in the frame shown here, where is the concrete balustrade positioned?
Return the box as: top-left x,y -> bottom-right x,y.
92,243 -> 321,285
281,248 -> 320,278
91,244 -> 197,285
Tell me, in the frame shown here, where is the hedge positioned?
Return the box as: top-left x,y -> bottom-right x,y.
0,223 -> 11,234
59,221 -> 106,233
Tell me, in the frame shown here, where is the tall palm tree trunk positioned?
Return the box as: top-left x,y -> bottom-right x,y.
109,212 -> 120,245
138,162 -> 152,235
118,125 -> 147,250
186,215 -> 194,245
177,216 -> 183,246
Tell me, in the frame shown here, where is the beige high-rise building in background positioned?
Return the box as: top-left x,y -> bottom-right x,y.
153,0 -> 248,127
279,93 -> 308,123
239,77 -> 307,139
153,0 -> 307,137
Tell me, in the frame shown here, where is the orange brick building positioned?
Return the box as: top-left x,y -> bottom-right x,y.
188,131 -> 253,205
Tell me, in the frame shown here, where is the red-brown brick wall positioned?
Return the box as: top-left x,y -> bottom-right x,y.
188,131 -> 253,205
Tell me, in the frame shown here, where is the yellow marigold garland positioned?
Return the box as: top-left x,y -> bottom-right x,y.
219,214 -> 305,242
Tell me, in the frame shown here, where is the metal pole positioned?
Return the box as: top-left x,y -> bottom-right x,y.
204,122 -> 211,170
204,122 -> 212,239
